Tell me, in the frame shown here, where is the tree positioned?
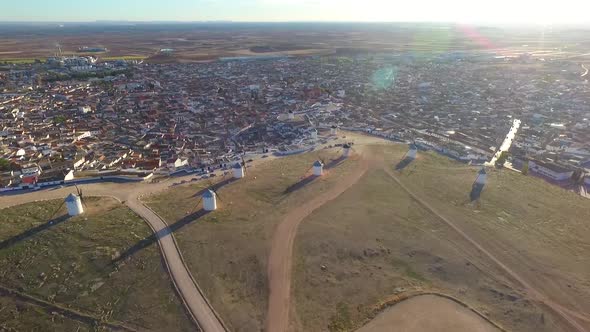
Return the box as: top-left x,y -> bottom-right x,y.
495,151 -> 509,168
0,158 -> 10,171
53,115 -> 66,124
521,160 -> 529,176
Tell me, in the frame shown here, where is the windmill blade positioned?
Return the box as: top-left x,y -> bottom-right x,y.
48,200 -> 66,221
189,197 -> 203,215
81,196 -> 89,210
75,185 -> 89,210
211,187 -> 223,202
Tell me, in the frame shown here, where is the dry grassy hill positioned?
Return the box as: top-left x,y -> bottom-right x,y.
294,143 -> 590,332
0,197 -> 193,331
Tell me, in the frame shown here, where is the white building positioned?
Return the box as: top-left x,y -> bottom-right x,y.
65,193 -> 84,216
313,160 -> 324,176
203,189 -> 217,211
233,163 -> 245,179
529,160 -> 573,181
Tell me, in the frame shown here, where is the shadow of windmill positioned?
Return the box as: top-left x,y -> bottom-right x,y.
114,209 -> 212,263
0,214 -> 70,250
395,156 -> 416,171
470,183 -> 485,202
325,155 -> 347,170
191,177 -> 238,198
283,175 -> 320,194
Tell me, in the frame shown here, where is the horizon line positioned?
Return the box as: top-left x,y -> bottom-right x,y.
0,20 -> 588,27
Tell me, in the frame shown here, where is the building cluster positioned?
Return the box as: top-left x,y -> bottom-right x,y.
1,52 -> 589,191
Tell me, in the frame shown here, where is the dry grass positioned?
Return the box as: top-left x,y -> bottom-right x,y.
0,197 -> 193,331
292,144 -> 588,332
145,147 -> 361,332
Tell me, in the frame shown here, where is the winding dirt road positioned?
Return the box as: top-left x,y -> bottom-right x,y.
383,167 -> 589,332
0,177 -> 227,332
265,155 -> 369,332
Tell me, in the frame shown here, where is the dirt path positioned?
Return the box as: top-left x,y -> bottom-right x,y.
265,156 -> 370,332
357,294 -> 501,332
383,167 -> 589,332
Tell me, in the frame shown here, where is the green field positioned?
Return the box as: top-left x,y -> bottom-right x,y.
0,197 -> 193,331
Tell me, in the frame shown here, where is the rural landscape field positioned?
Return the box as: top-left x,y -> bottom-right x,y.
2,4 -> 590,330
1,22 -> 590,63
0,197 -> 193,331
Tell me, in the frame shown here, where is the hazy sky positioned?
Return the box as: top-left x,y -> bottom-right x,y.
3,0 -> 589,24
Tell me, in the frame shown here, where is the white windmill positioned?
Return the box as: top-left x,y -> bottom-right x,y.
188,182 -> 225,214
406,144 -> 418,159
202,189 -> 217,211
342,143 -> 352,158
310,129 -> 318,140
313,160 -> 324,176
232,162 -> 245,179
47,185 -> 88,221
65,193 -> 84,216
330,125 -> 338,136
474,167 -> 487,185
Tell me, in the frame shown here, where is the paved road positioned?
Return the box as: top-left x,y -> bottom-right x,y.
0,176 -> 227,332
265,154 -> 369,332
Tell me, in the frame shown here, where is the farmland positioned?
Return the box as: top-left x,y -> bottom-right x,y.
2,22 -> 590,63
0,197 -> 193,331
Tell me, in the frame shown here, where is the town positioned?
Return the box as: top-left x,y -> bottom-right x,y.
1,51 -> 589,195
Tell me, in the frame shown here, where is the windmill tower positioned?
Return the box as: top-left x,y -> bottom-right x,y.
407,144 -> 418,159
310,129 -> 318,140
65,193 -> 84,216
313,160 -> 324,176
475,167 -> 487,185
342,143 -> 351,158
203,189 -> 217,211
233,162 -> 245,179
330,125 -> 338,136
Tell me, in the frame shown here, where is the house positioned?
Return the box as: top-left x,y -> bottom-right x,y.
529,159 -> 574,181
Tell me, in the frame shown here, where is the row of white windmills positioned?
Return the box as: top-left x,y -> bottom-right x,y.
310,143 -> 354,177
200,160 -> 247,212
